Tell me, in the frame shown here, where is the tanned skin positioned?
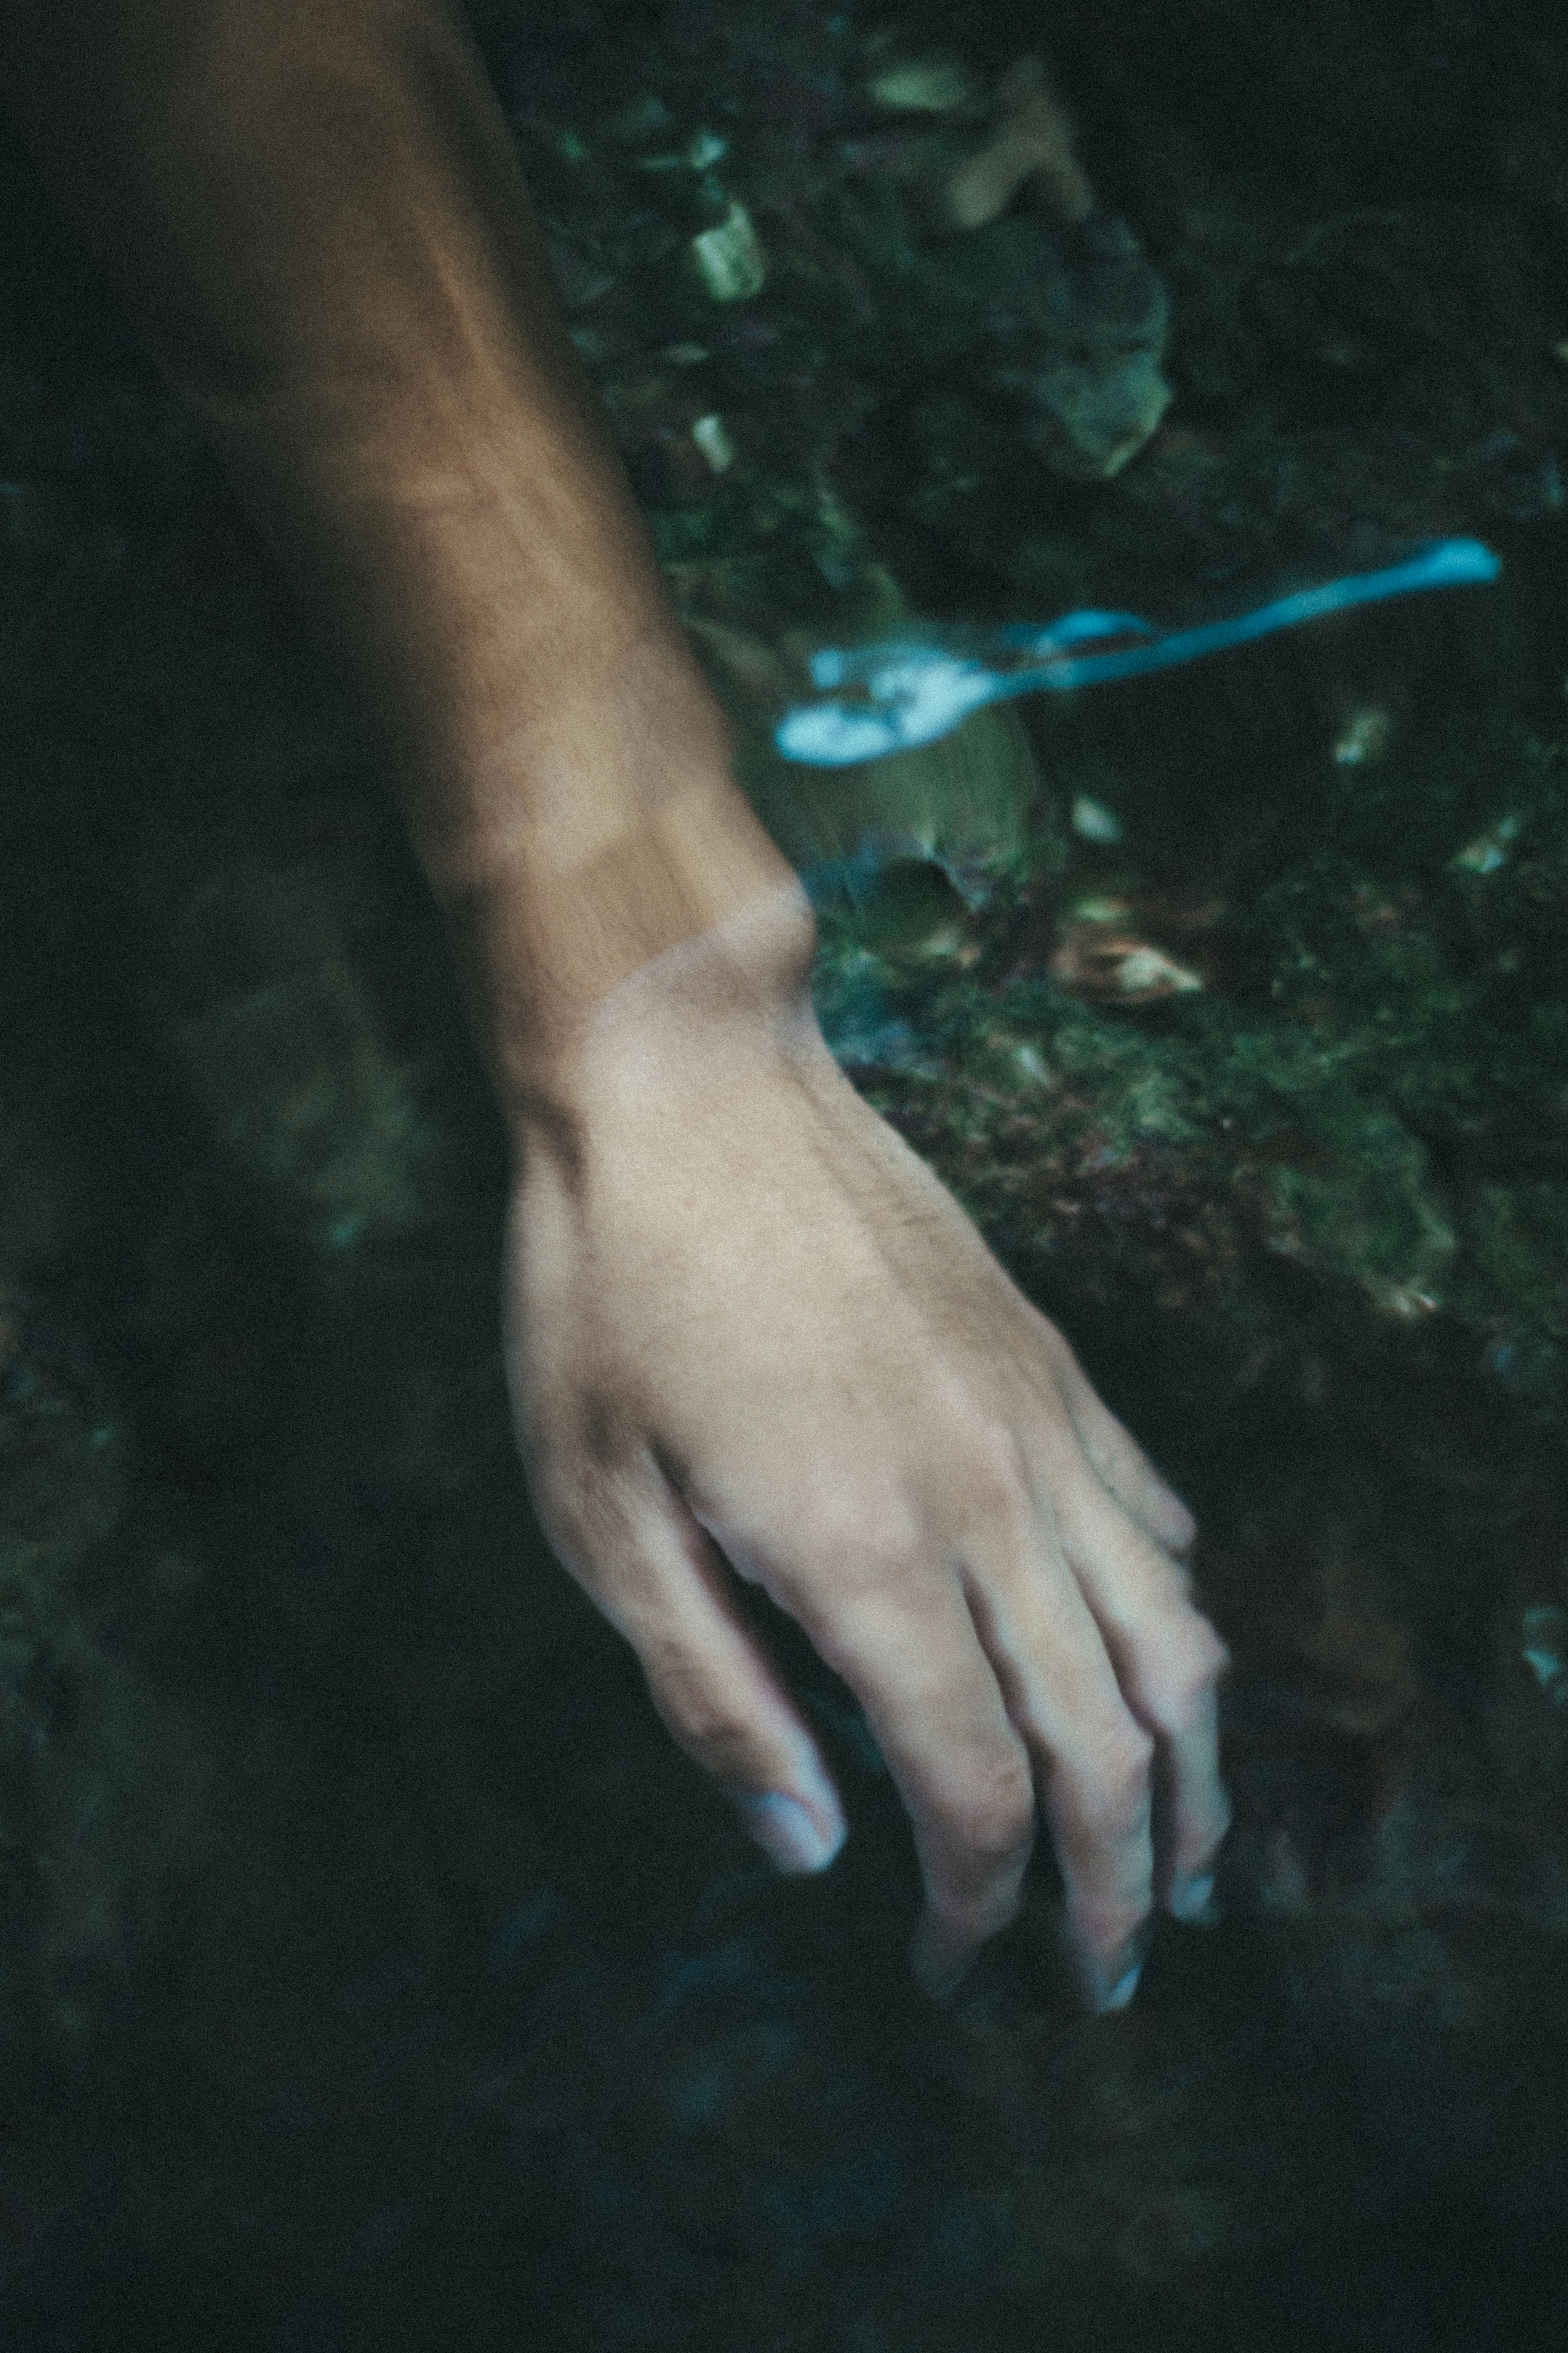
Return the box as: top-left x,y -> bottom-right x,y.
0,0 -> 1229,2007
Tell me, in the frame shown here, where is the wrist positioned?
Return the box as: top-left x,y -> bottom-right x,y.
514,874 -> 829,1171
428,748 -> 820,1151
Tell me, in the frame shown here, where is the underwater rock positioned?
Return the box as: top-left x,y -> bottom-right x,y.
690,200 -> 769,303
866,56 -> 977,122
601,366 -> 756,503
931,58 -> 1173,480
1485,1489 -> 1568,1831
160,842 -> 453,1256
0,1108 -> 71,1289
0,1286 -> 121,1636
986,208 -> 1174,482
1048,917 -> 1206,1006
939,55 -> 1093,233
683,556 -> 1042,903
0,1286 -> 216,2069
4,2 -> 1568,2334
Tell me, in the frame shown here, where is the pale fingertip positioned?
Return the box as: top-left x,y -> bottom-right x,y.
1072,1915 -> 1155,2014
1097,1959 -> 1142,2013
1136,1479 -> 1198,1557
1168,1871 -> 1221,1926
1161,1498 -> 1198,1558
731,1788 -> 846,1874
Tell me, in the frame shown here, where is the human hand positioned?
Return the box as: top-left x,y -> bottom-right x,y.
501,884 -> 1230,2009
0,0 -> 1225,2003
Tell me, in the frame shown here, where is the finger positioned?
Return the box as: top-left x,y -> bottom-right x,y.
535,1468 -> 848,1875
1030,1314 -> 1197,1556
958,1492 -> 1158,2009
1151,1674 -> 1228,1921
785,1558 -> 1038,1999
1037,1456 -> 1231,1920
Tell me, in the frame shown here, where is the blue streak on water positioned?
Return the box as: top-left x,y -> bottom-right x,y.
775,538 -> 1501,766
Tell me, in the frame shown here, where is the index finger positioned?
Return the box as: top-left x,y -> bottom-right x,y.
797,1563 -> 1040,1999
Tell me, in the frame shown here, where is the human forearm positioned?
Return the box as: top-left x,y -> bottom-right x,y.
0,0 -> 808,1121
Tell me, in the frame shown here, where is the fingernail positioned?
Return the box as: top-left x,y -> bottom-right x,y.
1098,1959 -> 1142,2013
1169,1871 -> 1221,1927
732,1790 -> 844,1875
1091,1920 -> 1154,2014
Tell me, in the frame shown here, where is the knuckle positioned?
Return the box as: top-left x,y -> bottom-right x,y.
1133,1615 -> 1232,1730
532,1457 -> 622,1554
782,1536 -> 924,1669
1185,1622 -> 1232,1697
937,1876 -> 1027,1947
953,1424 -> 1033,1524
1164,1496 -> 1200,1548
641,1645 -> 753,1766
1067,1725 -> 1155,1837
1111,1718 -> 1158,1782
526,1452 -> 584,1535
943,1747 -> 1037,1868
1070,1893 -> 1151,1970
530,1488 -> 603,1592
1030,1310 -> 1076,1379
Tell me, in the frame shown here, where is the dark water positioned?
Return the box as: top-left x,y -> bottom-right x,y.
3,4 -> 1568,2347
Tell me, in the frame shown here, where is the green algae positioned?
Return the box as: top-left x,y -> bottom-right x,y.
802,691 -> 1568,1432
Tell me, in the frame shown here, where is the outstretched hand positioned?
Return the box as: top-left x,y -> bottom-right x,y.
501,883 -> 1230,2009
0,0 -> 1225,2003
